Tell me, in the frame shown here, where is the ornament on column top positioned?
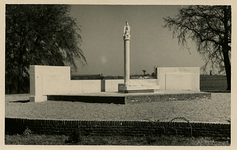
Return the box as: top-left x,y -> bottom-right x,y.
123,21 -> 131,40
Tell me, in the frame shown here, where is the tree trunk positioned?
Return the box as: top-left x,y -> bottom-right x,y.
17,43 -> 23,94
222,49 -> 231,90
222,6 -> 231,91
17,66 -> 20,94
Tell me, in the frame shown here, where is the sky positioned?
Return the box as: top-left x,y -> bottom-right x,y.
69,5 -> 205,76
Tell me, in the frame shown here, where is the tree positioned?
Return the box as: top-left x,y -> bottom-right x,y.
163,5 -> 231,90
6,4 -> 86,94
142,70 -> 146,76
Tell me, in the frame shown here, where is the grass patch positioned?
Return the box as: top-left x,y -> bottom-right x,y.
5,134 -> 230,146
5,134 -> 68,145
200,75 -> 227,91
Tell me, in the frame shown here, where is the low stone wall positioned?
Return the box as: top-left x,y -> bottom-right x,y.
30,65 -> 160,102
102,79 -> 158,92
5,118 -> 230,138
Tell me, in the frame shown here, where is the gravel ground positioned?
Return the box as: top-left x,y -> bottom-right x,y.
5,93 -> 230,123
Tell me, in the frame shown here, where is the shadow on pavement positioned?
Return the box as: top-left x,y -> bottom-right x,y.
9,100 -> 30,103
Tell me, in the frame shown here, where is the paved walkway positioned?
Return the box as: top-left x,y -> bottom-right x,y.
5,93 -> 230,123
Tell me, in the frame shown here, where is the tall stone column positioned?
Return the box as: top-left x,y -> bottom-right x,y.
118,21 -> 159,93
124,37 -> 130,86
123,21 -> 131,86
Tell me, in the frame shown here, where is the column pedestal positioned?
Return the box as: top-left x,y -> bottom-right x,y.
118,83 -> 156,93
118,38 -> 159,93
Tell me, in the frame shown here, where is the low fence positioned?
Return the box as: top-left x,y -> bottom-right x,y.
5,118 -> 230,138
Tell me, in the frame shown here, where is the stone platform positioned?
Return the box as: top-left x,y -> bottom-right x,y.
48,90 -> 211,104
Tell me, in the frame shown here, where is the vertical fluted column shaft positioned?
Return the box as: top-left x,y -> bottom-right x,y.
124,39 -> 130,86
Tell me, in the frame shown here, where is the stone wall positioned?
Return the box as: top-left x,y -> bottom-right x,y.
30,65 -> 101,102
5,118 -> 230,138
30,65 -> 160,102
157,67 -> 200,91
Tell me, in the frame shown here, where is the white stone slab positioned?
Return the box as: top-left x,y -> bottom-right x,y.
30,65 -> 101,102
157,67 -> 200,91
165,73 -> 191,90
105,80 -> 124,92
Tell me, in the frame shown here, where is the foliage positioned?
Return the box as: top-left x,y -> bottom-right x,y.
200,75 -> 228,91
65,128 -> 83,144
163,5 -> 231,90
5,4 -> 86,93
22,127 -> 32,137
5,134 -> 230,145
142,70 -> 146,76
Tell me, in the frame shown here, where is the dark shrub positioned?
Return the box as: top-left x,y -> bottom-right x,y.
65,128 -> 82,144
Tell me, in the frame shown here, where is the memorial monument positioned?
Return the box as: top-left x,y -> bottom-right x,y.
118,21 -> 160,93
29,21 -> 201,102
